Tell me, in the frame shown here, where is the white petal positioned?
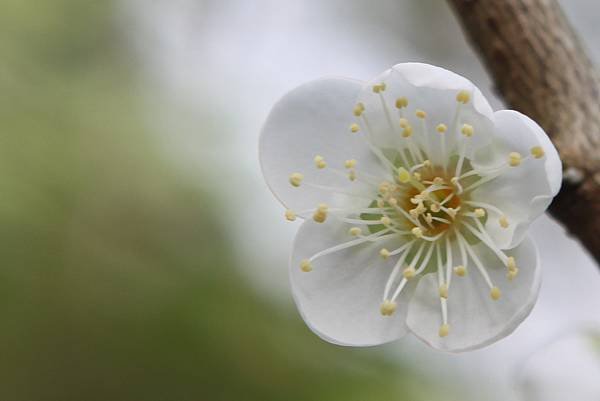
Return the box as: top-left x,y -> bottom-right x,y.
260,78 -> 388,214
406,235 -> 540,352
290,218 -> 413,346
355,63 -> 495,165
472,110 -> 562,248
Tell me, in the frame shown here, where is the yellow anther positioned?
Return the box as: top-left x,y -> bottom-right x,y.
490,286 -> 502,301
377,199 -> 385,208
300,259 -> 313,272
348,170 -> 356,181
395,97 -> 408,108
285,209 -> 296,221
474,208 -> 486,218
397,167 -> 411,183
415,109 -> 426,119
372,82 -> 386,93
439,324 -> 450,338
413,172 -> 422,181
531,146 -> 545,159
507,256 -> 516,270
499,215 -> 509,228
402,126 -> 413,138
380,216 -> 392,226
349,227 -> 362,236
411,227 -> 423,238
438,283 -> 449,299
433,177 -> 445,185
353,103 -> 365,117
313,203 -> 328,223
436,123 -> 447,134
289,172 -> 303,187
388,197 -> 398,206
425,213 -> 433,224
314,155 -> 327,169
313,211 -> 327,223
456,90 -> 471,104
380,300 -> 397,316
430,203 -> 441,213
379,248 -> 390,260
423,160 -> 432,167
399,118 -> 409,128
508,152 -> 522,167
454,265 -> 467,277
461,123 -> 474,137
403,266 -> 416,279
507,268 -> 519,281
344,159 -> 357,169
350,123 -> 360,133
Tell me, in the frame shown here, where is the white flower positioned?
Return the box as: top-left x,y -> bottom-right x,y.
259,63 -> 562,352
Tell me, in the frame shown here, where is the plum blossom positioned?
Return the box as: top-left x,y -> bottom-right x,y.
259,63 -> 561,352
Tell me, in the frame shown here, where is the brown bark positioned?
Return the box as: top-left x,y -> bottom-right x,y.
448,0 -> 600,263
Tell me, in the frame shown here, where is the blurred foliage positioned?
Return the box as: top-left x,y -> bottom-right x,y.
0,1 -> 449,400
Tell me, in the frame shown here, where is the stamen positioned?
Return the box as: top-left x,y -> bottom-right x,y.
344,159 -> 357,169
461,123 -> 474,137
434,123 -> 446,134
313,203 -> 328,223
289,172 -> 303,187
456,231 -> 495,290
403,265 -> 416,279
300,259 -> 313,272
415,109 -> 426,119
499,215 -> 509,228
445,235 -> 454,289
508,152 -> 522,167
439,324 -> 450,337
306,228 -> 393,264
285,209 -> 296,221
350,123 -> 360,133
383,241 -> 416,300
314,155 -> 327,169
397,167 -> 411,183
456,90 -> 471,104
453,265 -> 467,276
380,300 -> 397,316
531,146 -> 545,158
395,97 -> 408,109
439,283 -> 449,299
349,227 -> 362,236
353,103 -> 365,117
380,248 -> 391,260
391,243 -> 433,302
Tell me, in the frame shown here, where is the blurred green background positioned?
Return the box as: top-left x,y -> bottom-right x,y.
0,1 -> 449,400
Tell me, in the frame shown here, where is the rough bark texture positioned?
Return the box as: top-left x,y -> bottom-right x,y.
448,0 -> 600,264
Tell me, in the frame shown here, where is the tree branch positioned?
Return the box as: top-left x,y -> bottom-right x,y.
448,0 -> 600,263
